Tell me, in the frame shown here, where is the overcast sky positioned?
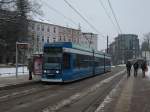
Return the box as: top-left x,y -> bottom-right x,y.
37,0 -> 150,50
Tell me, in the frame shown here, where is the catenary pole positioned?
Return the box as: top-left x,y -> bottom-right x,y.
107,35 -> 109,53
16,42 -> 18,78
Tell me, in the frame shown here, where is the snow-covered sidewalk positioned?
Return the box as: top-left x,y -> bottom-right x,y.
0,66 -> 41,89
0,66 -> 28,77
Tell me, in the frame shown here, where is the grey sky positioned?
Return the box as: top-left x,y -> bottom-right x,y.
38,0 -> 150,50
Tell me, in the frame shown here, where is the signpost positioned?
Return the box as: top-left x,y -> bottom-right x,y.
16,42 -> 30,78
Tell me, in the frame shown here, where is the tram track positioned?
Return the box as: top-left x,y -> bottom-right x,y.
44,70 -> 125,112
0,67 -> 123,100
0,67 -> 125,112
81,74 -> 124,112
0,83 -> 59,103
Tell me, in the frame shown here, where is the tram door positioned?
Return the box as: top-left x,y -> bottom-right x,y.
63,53 -> 70,70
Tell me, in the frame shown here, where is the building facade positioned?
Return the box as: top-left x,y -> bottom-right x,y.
28,20 -> 98,54
82,33 -> 98,49
109,34 -> 140,65
0,19 -> 98,64
142,51 -> 150,65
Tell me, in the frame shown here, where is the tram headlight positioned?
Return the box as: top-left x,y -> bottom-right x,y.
44,70 -> 47,73
56,70 -> 59,74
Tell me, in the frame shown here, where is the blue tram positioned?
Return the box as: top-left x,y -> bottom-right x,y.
41,42 -> 111,82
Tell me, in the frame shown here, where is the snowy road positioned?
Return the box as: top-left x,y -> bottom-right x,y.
0,67 -> 124,112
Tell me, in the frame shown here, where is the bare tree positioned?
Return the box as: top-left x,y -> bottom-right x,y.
0,0 -> 42,64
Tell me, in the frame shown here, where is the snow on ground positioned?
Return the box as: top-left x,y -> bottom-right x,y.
0,66 -> 28,77
111,66 -> 116,68
146,66 -> 150,79
117,64 -> 126,67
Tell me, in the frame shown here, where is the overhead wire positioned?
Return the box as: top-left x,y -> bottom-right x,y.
107,0 -> 122,33
41,0 -> 92,33
42,0 -> 78,27
39,0 -> 93,33
97,0 -> 120,34
63,0 -> 105,38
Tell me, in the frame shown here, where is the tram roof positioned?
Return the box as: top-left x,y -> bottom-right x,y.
44,42 -> 110,57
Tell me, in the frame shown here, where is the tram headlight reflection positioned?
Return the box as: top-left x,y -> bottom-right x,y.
44,70 -> 46,73
56,70 -> 59,74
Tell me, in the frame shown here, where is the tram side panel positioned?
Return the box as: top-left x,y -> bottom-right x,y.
94,56 -> 105,75
104,57 -> 111,72
62,53 -> 94,82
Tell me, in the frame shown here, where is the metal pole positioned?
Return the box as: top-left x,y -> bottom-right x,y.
92,49 -> 95,75
148,39 -> 150,65
104,54 -> 105,72
22,50 -> 25,74
107,35 -> 109,53
16,42 -> 18,78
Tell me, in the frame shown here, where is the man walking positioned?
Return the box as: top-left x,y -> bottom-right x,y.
28,58 -> 33,80
133,61 -> 139,77
141,60 -> 147,78
126,61 -> 132,78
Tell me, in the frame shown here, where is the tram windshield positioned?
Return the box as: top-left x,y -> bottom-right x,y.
43,47 -> 62,70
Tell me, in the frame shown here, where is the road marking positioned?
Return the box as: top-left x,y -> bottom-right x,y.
43,70 -> 125,112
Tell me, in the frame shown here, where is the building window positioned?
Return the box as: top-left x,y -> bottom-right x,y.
37,37 -> 39,48
42,36 -> 44,42
32,33 -> 34,40
59,36 -> 61,41
37,25 -> 40,31
47,39 -> 49,43
54,27 -> 56,33
31,23 -> 34,30
41,25 -> 44,31
47,27 -> 50,32
53,38 -> 56,42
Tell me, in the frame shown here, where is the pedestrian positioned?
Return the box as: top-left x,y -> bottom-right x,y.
133,61 -> 139,77
126,61 -> 132,78
141,60 -> 147,78
27,58 -> 33,80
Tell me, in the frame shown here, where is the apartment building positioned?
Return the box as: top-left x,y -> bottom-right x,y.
28,20 -> 98,54
109,34 -> 140,65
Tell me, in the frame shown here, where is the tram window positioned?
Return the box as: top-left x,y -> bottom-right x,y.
75,54 -> 80,68
100,58 -> 104,65
63,53 -> 70,69
105,59 -> 110,65
47,57 -> 61,63
74,54 -> 93,68
80,55 -> 91,68
94,57 -> 104,67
